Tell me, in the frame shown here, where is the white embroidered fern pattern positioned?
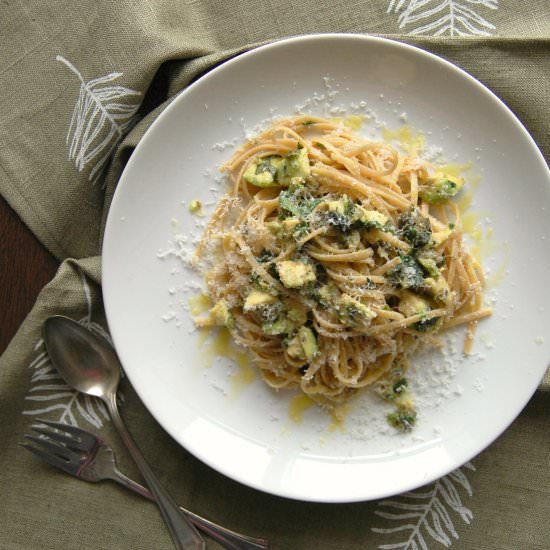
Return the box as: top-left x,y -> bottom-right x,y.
372,462 -> 475,549
57,55 -> 141,184
388,0 -> 498,36
23,271 -> 111,428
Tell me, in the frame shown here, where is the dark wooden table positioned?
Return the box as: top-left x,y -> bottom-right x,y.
0,194 -> 59,354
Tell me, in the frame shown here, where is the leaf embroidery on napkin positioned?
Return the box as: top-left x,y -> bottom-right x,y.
372,461 -> 475,549
388,0 -> 498,36
22,270 -> 110,428
56,55 -> 142,185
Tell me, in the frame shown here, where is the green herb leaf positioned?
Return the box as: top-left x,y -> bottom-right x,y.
386,254 -> 425,290
387,409 -> 417,431
397,208 -> 432,249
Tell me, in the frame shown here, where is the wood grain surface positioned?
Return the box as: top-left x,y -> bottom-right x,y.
0,194 -> 59,354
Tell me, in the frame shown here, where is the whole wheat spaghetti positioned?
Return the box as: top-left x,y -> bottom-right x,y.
193,116 -> 491,430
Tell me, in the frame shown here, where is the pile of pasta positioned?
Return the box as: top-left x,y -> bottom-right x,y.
194,115 -> 491,430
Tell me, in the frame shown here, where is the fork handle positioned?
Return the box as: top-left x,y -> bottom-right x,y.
106,394 -> 205,550
110,469 -> 269,550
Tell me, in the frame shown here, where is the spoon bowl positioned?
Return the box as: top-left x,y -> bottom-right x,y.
43,316 -> 120,398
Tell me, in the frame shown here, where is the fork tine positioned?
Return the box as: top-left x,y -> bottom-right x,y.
35,418 -> 99,448
30,424 -> 92,452
23,434 -> 82,464
20,442 -> 78,476
35,418 -> 83,435
31,425 -> 78,448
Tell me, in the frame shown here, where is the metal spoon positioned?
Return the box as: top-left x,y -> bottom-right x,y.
42,315 -> 205,550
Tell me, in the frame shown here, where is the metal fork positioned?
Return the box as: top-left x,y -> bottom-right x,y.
22,420 -> 269,550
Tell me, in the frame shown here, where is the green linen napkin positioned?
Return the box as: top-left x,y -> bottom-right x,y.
1,2 -> 549,549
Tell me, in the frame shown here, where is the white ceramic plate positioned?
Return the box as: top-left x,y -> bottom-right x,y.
103,34 -> 550,502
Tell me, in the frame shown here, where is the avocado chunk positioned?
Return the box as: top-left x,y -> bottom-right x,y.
423,276 -> 452,305
356,207 -> 390,230
327,196 -> 354,216
262,316 -> 296,335
205,299 -> 234,328
243,290 -> 278,311
286,334 -> 305,359
262,310 -> 305,335
417,257 -> 439,277
244,148 -> 310,188
316,282 -> 340,307
398,291 -> 438,332
298,327 -> 318,360
243,156 -> 285,188
337,294 -> 377,327
397,291 -> 430,317
276,260 -> 317,288
261,302 -> 308,336
286,327 -> 319,362
277,147 -> 311,185
324,195 -> 356,230
419,173 -> 464,204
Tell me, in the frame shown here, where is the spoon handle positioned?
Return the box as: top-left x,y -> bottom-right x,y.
106,394 -> 205,550
111,469 -> 269,549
